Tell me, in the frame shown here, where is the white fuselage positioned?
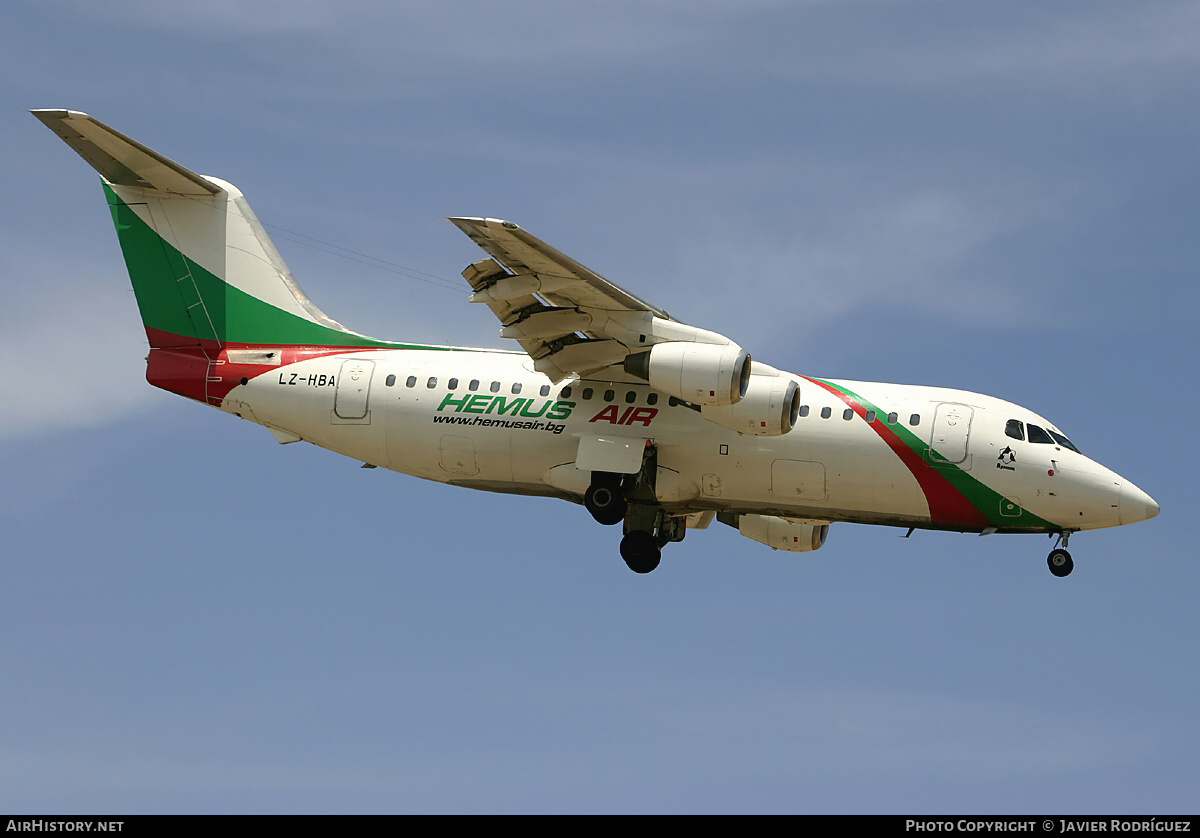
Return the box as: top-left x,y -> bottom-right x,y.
222,347 -> 1153,535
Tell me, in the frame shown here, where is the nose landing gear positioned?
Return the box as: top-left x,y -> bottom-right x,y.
1047,531 -> 1075,577
1047,548 -> 1073,577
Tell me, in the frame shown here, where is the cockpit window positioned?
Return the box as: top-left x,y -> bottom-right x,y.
1027,423 -> 1054,444
1047,429 -> 1081,453
1005,419 -> 1025,441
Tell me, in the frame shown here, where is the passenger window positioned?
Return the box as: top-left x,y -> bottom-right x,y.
405,375 -> 417,388
539,385 -> 550,397
561,386 -> 573,398
909,414 -> 920,426
626,391 -> 637,404
582,388 -> 594,400
865,410 -> 876,423
1005,419 -> 1025,441
1027,423 -> 1054,444
669,396 -> 680,407
490,381 -> 500,393
448,378 -> 458,390
843,408 -> 853,421
647,393 -> 658,405
469,379 -> 479,391
511,383 -> 522,394
799,405 -> 810,417
427,377 -> 437,388
887,412 -> 897,424
604,389 -> 615,401
821,407 -> 832,419
385,374 -> 396,387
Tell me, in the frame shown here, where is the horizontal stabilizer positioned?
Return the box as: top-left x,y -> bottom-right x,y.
31,109 -> 221,195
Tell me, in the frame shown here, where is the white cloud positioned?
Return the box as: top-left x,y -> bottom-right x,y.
0,747 -> 406,796
665,173 -> 1061,352
58,2 -> 1200,95
50,0 -> 339,34
0,281 -> 160,443
749,3 -> 1200,93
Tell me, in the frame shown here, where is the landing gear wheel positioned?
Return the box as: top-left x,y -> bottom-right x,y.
585,483 -> 627,526
1047,548 -> 1074,578
620,530 -> 661,574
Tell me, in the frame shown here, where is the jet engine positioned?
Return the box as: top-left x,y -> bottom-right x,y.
623,342 -> 750,407
701,373 -> 800,436
722,513 -> 830,552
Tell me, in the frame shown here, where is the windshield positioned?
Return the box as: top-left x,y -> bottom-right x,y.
1047,429 -> 1081,453
1027,423 -> 1053,444
1025,421 -> 1082,453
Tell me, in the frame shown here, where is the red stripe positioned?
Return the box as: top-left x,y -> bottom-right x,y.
144,328 -> 387,406
804,377 -> 989,529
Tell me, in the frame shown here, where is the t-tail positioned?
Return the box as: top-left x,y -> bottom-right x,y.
33,109 -> 398,405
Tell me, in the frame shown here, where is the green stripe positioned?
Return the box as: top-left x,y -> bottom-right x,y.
816,378 -> 1056,530
104,182 -> 433,349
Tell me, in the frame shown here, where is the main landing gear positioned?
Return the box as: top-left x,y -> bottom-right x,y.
584,472 -> 627,526
619,529 -> 660,574
619,509 -> 686,574
1047,531 -> 1075,578
585,443 -> 684,574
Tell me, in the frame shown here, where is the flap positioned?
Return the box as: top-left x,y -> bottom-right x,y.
449,219 -> 742,383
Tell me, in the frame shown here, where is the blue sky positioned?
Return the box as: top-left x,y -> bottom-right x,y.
2,0 -> 1197,814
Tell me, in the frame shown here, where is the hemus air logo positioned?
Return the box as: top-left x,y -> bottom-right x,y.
437,393 -> 574,420
436,393 -> 660,427
588,405 -> 658,426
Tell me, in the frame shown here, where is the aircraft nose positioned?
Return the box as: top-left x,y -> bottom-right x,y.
1119,481 -> 1160,525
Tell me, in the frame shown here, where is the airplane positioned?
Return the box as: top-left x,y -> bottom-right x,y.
33,109 -> 1159,576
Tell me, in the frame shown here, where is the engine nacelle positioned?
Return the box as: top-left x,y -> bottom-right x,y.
700,373 -> 800,436
734,514 -> 830,552
624,342 -> 750,407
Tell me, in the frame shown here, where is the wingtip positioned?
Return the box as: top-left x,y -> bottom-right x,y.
31,108 -> 89,121
447,216 -> 520,230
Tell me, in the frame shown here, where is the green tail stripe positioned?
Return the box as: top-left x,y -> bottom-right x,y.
105,182 -> 401,348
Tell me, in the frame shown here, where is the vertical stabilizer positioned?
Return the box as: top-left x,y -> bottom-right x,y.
33,109 -> 392,350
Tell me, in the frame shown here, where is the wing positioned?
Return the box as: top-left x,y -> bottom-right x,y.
449,217 -> 803,438
448,217 -> 734,382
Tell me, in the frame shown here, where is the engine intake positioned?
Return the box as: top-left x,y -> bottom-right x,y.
701,374 -> 800,436
624,342 -> 750,407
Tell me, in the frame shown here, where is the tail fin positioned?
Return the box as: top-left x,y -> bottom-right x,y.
33,109 -> 391,350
